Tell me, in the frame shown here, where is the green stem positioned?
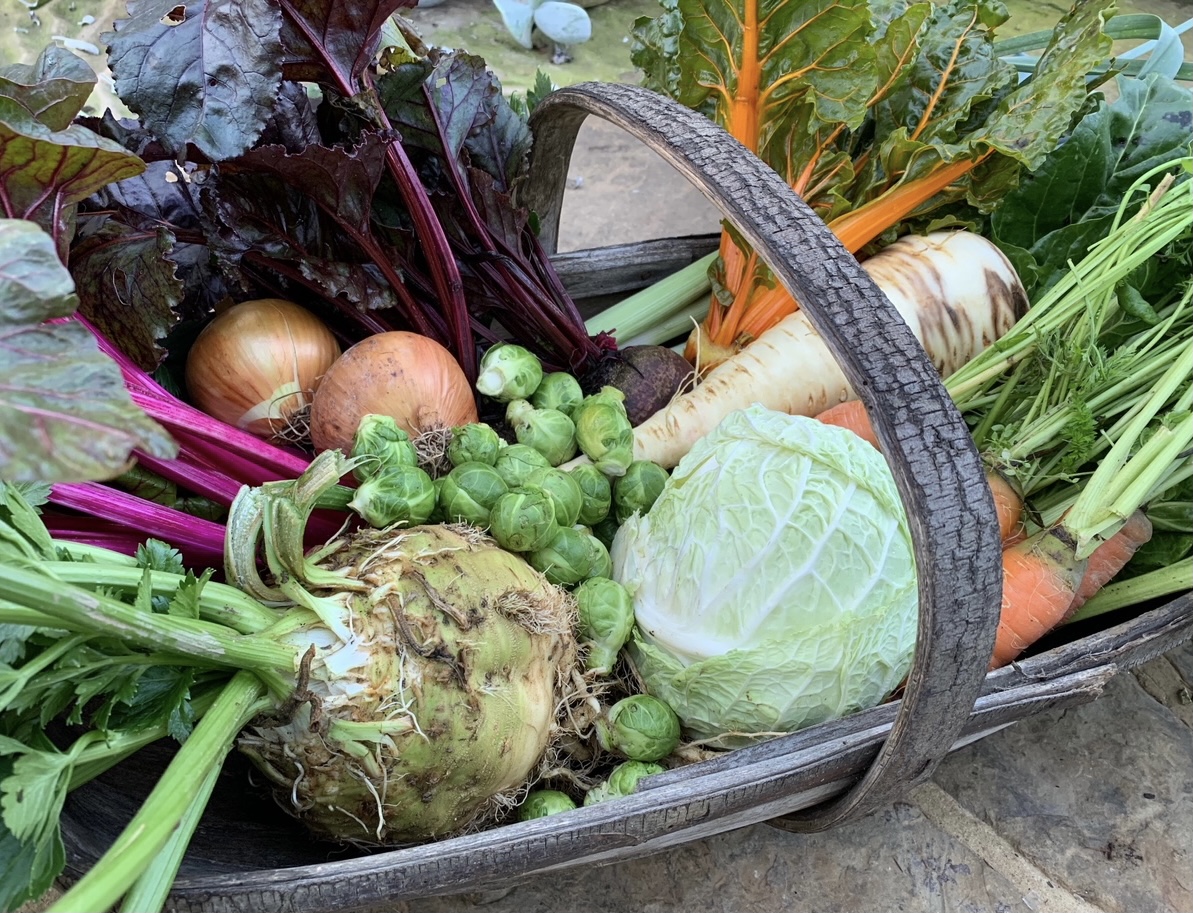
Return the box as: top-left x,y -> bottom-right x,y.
117,764 -> 222,913
54,542 -> 139,566
1067,559 -> 1193,622
47,672 -> 269,913
1064,349 -> 1193,550
0,563 -> 298,689
946,164 -> 1190,402
43,563 -> 281,634
586,253 -> 715,341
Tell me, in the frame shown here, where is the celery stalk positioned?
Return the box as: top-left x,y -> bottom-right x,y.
1067,559 -> 1193,622
118,764 -> 222,913
585,253 -> 714,342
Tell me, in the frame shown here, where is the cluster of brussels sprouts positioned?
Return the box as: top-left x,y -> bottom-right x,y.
341,345 -> 685,814
442,342 -> 672,587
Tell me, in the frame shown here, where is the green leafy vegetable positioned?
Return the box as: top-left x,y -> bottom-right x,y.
991,74 -> 1193,296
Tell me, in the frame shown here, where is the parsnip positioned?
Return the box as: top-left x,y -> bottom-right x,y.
632,231 -> 1026,469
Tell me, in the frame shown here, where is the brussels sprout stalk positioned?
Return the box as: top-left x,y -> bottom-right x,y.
475,343 -> 544,402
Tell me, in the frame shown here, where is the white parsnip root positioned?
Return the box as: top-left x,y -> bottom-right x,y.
632,231 -> 1027,468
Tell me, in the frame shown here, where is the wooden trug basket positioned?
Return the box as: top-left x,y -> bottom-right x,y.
59,83 -> 1193,913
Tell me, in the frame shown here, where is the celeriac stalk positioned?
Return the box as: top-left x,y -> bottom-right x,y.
42,562 -> 281,634
117,764 -> 222,913
46,671 -> 268,913
0,564 -> 296,695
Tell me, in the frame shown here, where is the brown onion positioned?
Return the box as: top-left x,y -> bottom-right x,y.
309,331 -> 478,453
185,298 -> 341,439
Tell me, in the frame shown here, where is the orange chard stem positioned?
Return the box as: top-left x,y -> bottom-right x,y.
711,250 -> 760,347
738,284 -> 800,340
830,152 -> 991,253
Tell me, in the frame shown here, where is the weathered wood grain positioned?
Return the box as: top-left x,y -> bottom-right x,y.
61,669 -> 1114,913
548,234 -> 719,299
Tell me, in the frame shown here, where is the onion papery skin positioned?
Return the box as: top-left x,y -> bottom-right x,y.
185,299 -> 341,439
309,331 -> 479,454
238,524 -> 578,844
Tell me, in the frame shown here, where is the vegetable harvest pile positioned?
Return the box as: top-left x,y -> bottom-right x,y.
0,0 -> 1190,909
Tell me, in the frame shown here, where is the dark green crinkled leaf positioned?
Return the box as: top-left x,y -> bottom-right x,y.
383,53 -> 532,193
0,220 -> 176,484
236,133 -> 391,236
992,74 -> 1192,296
105,0 -> 284,161
296,258 -> 400,312
0,45 -> 96,132
0,98 -> 145,259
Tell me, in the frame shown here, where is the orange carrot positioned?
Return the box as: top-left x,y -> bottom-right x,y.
991,527 -> 1087,669
1067,510 -> 1153,614
815,400 -> 1025,546
987,470 -> 1026,547
815,400 -> 883,450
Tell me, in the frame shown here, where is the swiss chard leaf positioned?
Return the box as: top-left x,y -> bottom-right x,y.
0,98 -> 145,259
105,0 -> 284,161
0,220 -> 176,484
0,46 -> 96,132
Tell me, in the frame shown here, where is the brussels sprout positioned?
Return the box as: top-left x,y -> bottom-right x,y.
447,423 -> 503,467
350,414 -> 418,482
506,400 -> 577,466
583,533 -> 612,581
526,524 -> 601,586
488,487 -> 557,552
493,443 -> 552,489
595,694 -> 681,762
348,464 -> 437,528
531,372 -> 584,416
582,760 -> 665,806
574,577 -> 632,674
568,463 -> 612,526
613,460 -> 670,523
475,343 -> 543,402
439,462 -> 509,526
585,385 -> 628,416
518,789 -> 577,820
524,467 -> 583,527
573,401 -> 633,477
590,514 -> 620,550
